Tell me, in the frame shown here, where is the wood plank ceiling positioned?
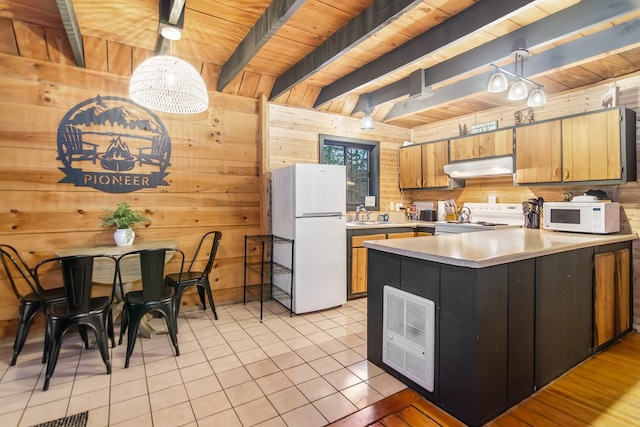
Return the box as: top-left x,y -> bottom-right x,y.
2,0 -> 640,129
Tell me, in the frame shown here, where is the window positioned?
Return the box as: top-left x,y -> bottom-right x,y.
319,134 -> 380,211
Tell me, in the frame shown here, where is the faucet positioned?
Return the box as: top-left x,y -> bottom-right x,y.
355,204 -> 367,222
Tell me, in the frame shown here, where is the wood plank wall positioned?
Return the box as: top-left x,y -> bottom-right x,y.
411,73 -> 640,325
0,53 -> 261,338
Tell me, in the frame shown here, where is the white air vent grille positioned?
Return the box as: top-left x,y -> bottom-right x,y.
383,285 -> 435,392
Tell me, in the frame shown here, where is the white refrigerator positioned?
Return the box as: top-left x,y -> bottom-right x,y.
271,163 -> 347,314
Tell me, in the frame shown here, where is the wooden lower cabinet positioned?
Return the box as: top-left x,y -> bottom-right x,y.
351,247 -> 368,294
594,246 -> 630,347
350,233 -> 386,298
387,231 -> 416,239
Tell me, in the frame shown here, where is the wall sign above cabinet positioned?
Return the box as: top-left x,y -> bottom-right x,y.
470,120 -> 498,134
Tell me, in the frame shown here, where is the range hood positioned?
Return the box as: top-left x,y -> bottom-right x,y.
443,156 -> 514,178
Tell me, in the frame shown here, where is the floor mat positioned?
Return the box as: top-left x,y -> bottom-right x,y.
30,411 -> 88,427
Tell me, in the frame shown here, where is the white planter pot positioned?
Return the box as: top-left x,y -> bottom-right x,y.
114,228 -> 135,246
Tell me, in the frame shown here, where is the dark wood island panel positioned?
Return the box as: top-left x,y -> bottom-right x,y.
365,229 -> 635,427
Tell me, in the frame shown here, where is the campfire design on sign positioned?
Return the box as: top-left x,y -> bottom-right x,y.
56,95 -> 171,193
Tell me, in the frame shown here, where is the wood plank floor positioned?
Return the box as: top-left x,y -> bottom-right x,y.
330,331 -> 640,427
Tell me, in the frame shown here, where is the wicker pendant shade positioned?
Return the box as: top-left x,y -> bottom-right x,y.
129,55 -> 209,115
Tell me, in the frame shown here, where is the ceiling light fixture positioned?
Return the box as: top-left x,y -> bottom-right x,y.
487,44 -> 546,108
129,24 -> 208,114
361,109 -> 374,130
360,93 -> 375,130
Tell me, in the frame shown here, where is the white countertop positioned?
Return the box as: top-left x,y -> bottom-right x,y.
363,228 -> 637,268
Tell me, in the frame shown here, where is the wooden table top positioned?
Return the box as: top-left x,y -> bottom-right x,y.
56,239 -> 179,257
55,240 -> 179,284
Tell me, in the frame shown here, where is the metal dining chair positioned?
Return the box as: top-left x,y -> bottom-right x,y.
164,231 -> 222,320
34,254 -> 117,391
0,244 -> 66,366
117,247 -> 184,368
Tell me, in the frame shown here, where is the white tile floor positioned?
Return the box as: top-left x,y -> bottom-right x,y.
0,298 -> 406,426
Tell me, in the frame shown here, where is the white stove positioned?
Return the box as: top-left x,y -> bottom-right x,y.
434,202 -> 523,234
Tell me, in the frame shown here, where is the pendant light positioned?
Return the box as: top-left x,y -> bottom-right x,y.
487,71 -> 508,93
129,22 -> 208,114
487,41 -> 546,107
360,94 -> 375,130
361,109 -> 374,130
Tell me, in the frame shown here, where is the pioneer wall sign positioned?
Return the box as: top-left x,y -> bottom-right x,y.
57,95 -> 171,193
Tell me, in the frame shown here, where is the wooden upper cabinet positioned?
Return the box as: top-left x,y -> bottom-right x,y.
399,141 -> 449,189
449,129 -> 513,161
515,120 -> 562,184
562,109 -> 622,182
421,140 -> 449,188
399,144 -> 422,189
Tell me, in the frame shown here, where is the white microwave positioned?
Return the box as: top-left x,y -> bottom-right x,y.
543,201 -> 620,234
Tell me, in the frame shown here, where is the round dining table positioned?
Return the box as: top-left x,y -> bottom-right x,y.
56,239 -> 179,338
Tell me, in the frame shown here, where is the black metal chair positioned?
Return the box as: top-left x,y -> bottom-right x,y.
0,244 -> 66,366
34,254 -> 117,391
164,231 -> 222,321
117,248 -> 184,368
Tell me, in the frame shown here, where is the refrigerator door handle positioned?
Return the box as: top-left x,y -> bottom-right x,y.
298,213 -> 343,218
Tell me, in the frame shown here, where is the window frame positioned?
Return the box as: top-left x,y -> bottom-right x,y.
319,134 -> 380,212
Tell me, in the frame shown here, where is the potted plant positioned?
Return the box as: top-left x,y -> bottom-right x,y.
100,202 -> 150,246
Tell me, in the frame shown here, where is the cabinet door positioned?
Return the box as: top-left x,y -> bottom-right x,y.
421,140 -> 449,188
515,120 -> 562,183
593,245 -> 631,348
387,231 -> 416,239
399,145 -> 422,188
450,129 -> 513,161
562,109 -> 621,181
350,233 -> 386,297
594,252 -> 616,346
351,247 -> 368,294
449,135 -> 474,161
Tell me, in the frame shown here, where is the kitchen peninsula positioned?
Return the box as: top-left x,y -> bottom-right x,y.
365,228 -> 636,426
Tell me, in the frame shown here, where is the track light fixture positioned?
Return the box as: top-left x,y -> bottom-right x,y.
488,46 -> 546,107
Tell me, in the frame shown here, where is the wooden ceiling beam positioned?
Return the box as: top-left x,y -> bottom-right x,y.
217,0 -> 306,92
384,18 -> 640,121
55,0 -> 84,67
156,0 -> 186,55
314,0 -> 535,108
356,0 -> 640,114
269,0 -> 424,101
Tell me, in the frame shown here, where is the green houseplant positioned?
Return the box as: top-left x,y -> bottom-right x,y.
101,203 -> 150,246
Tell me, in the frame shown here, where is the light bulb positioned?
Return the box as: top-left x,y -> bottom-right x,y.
508,80 -> 528,101
488,72 -> 508,93
527,88 -> 547,107
361,114 -> 374,130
